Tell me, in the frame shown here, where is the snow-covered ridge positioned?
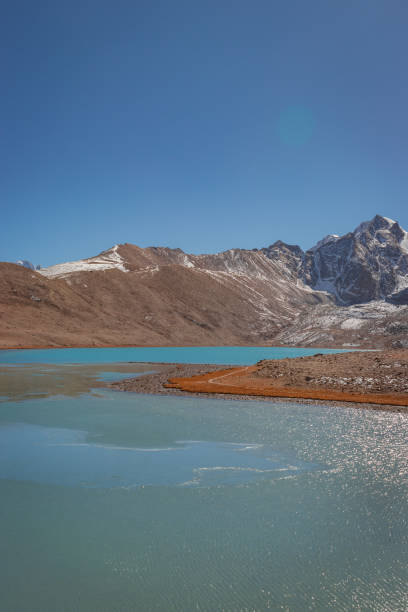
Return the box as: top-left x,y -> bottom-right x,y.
310,234 -> 339,251
39,245 -> 127,278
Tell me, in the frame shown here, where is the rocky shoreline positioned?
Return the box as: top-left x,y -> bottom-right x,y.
108,363 -> 227,396
107,353 -> 408,412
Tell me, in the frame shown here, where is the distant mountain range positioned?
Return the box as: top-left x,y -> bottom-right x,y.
2,215 -> 407,349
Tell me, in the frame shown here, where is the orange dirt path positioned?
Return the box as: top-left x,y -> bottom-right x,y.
165,366 -> 408,407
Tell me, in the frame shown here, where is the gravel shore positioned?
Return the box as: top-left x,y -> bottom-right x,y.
108,363 -> 227,396
107,360 -> 408,412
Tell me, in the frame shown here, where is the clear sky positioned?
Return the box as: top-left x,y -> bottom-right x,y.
1,0 -> 408,267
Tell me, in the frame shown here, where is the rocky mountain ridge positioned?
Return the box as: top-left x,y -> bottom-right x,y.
260,215 -> 408,305
2,215 -> 407,349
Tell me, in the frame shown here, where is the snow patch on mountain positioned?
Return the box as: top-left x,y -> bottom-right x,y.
39,245 -> 128,278
183,256 -> 195,268
340,317 -> 364,329
16,260 -> 35,270
274,300 -> 406,346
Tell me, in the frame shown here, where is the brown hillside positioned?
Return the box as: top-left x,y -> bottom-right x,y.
0,256 -> 323,348
1,235 -> 407,350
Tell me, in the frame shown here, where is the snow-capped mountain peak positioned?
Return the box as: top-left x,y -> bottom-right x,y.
354,214 -> 396,234
302,215 -> 408,304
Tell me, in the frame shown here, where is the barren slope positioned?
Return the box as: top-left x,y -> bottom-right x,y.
0,246 -> 328,347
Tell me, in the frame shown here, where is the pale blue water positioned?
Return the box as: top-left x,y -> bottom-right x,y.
97,370 -> 156,382
0,423 -> 319,488
0,345 -> 345,365
1,347 -> 407,611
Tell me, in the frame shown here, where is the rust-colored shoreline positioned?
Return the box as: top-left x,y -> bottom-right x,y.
165,366 -> 408,408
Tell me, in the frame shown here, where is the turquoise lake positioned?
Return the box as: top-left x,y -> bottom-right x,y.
0,345 -> 345,365
1,347 -> 407,611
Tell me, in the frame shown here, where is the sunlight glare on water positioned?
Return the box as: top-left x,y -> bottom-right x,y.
0,351 -> 407,611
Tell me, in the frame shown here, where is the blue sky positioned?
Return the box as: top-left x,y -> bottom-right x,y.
1,0 -> 408,267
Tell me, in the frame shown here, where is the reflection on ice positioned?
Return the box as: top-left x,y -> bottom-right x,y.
0,424 -> 322,488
